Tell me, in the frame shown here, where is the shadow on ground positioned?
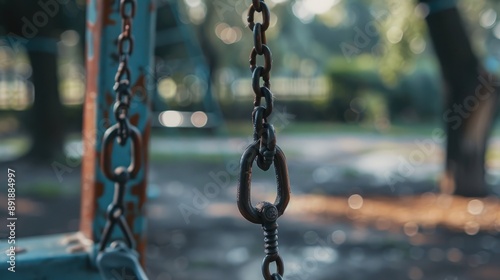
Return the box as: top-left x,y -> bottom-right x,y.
2,132 -> 500,280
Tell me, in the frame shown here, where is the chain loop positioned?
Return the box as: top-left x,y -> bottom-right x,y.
250,45 -> 272,76
118,29 -> 134,56
254,86 -> 273,118
99,0 -> 139,253
252,106 -> 265,140
253,23 -> 266,55
237,143 -> 290,279
272,274 -> 284,280
115,58 -> 131,84
248,1 -> 270,31
238,2 -> 291,279
120,0 -> 136,19
262,254 -> 284,280
252,87 -> 273,139
101,125 -> 142,183
115,0 -> 136,85
238,143 -> 290,224
252,0 -> 262,12
115,81 -> 132,105
252,66 -> 270,95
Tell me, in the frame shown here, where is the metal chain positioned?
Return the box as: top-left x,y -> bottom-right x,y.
238,1 -> 291,280
99,0 -> 140,252
248,0 -> 274,171
114,0 -> 136,145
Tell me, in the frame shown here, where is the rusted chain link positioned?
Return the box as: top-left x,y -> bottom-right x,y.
99,0 -> 140,252
238,1 -> 292,279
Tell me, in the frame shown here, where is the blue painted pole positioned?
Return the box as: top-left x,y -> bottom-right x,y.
81,0 -> 156,260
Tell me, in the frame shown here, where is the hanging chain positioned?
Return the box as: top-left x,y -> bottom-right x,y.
238,1 -> 291,280
249,0 -> 274,171
99,0 -> 141,252
114,0 -> 136,145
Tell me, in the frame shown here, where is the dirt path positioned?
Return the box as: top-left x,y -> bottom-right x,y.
1,133 -> 500,279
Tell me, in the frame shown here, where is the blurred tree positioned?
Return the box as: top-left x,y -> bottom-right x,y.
420,0 -> 498,197
0,0 -> 64,161
327,0 -> 497,196
122,0 -> 500,196
376,0 -> 427,85
0,0 -> 84,162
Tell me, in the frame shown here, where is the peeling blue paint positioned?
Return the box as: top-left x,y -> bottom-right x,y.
0,233 -> 101,280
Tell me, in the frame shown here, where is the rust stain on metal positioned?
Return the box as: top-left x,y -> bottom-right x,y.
105,90 -> 114,106
95,181 -> 105,198
132,120 -> 150,210
137,234 -> 146,266
103,90 -> 113,129
126,201 -> 134,213
101,134 -> 116,180
143,120 -> 151,150
80,0 -> 118,241
131,182 -> 146,213
126,201 -> 136,234
141,120 -> 151,197
132,74 -> 148,104
143,120 -> 151,171
79,149 -> 97,237
81,0 -> 102,239
130,122 -> 150,211
130,114 -> 139,127
103,0 -> 116,26
103,110 -> 110,129
133,120 -> 151,261
82,0 -> 152,261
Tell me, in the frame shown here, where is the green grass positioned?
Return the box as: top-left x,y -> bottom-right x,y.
68,121 -> 500,140
0,136 -> 30,153
148,152 -> 234,163
10,122 -> 500,165
17,182 -> 66,197
225,121 -> 444,137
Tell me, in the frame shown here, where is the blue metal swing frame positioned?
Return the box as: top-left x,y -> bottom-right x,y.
0,1 -> 156,279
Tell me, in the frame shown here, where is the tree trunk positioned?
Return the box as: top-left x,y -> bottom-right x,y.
26,50 -> 65,161
423,6 -> 498,197
1,1 -> 65,162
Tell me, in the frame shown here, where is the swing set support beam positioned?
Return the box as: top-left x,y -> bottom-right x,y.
81,0 -> 156,262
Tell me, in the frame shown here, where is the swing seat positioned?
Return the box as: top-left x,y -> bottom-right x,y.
96,241 -> 148,280
0,233 -> 102,280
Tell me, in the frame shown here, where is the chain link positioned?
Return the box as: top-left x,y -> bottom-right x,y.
238,1 -> 292,279
99,0 -> 140,252
115,0 -> 136,145
247,0 -> 274,171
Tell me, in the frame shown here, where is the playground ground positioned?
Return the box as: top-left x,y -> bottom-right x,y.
1,123 -> 500,280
